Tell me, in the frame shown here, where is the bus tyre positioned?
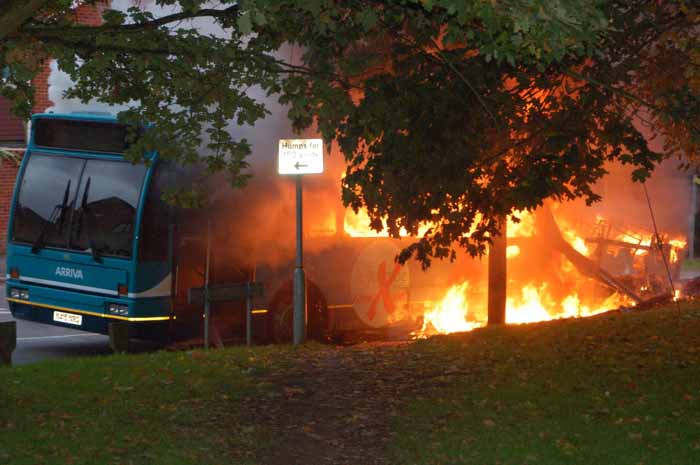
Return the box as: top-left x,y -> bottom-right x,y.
271,302 -> 293,344
270,280 -> 328,344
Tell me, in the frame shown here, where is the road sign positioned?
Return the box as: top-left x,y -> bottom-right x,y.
188,282 -> 264,305
278,138 -> 324,175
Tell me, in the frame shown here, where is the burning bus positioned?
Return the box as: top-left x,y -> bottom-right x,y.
3,112 -> 466,344
4,112 -> 692,347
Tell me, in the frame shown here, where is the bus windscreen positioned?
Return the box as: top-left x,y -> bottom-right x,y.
33,119 -> 131,153
12,153 -> 147,259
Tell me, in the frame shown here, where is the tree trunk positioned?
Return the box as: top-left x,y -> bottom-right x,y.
488,220 -> 507,325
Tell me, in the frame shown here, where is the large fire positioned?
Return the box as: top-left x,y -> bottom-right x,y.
343,204 -> 687,338
416,208 -> 686,337
418,282 -> 630,337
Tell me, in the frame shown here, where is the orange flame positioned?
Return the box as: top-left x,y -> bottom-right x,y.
507,210 -> 536,238
343,207 -> 432,237
419,282 -> 482,335
506,245 -> 521,258
506,284 -> 556,324
417,281 -> 630,338
669,239 -> 687,263
559,225 -> 590,256
344,208 -> 391,238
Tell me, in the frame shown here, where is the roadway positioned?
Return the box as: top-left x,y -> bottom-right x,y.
0,282 -> 112,365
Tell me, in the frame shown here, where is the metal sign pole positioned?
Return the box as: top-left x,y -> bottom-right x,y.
204,219 -> 211,349
689,176 -> 698,259
278,137 -> 321,345
293,174 -> 306,345
246,282 -> 252,346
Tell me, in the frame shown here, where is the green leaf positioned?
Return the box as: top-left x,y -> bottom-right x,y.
237,11 -> 253,35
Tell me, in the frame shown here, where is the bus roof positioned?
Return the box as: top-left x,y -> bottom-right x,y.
28,113 -> 156,159
32,112 -> 119,123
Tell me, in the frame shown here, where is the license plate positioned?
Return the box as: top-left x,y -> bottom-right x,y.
53,311 -> 82,326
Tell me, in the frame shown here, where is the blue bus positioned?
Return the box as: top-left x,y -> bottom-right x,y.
4,113 -> 180,343
4,112 -> 349,345
5,113 -> 481,347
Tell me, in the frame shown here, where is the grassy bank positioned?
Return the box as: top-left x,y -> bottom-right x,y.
394,305 -> 700,464
1,304 -> 699,464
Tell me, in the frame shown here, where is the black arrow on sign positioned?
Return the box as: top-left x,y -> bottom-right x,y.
294,162 -> 308,170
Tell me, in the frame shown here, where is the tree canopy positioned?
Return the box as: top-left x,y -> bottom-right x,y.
1,0 -> 698,266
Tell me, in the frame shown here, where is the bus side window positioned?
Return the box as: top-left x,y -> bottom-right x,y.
139,165 -> 171,262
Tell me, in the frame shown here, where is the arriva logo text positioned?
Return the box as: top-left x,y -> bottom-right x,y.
55,267 -> 84,280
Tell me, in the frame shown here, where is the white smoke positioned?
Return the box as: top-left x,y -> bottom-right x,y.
47,60 -> 132,115
46,0 -> 305,179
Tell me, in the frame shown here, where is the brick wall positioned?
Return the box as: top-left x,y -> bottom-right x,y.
0,99 -> 25,142
0,2 -> 108,254
0,57 -> 53,256
0,158 -> 20,253
31,3 -> 108,114
73,2 -> 109,26
32,62 -> 54,115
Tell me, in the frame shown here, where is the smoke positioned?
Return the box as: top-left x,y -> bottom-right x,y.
44,1 -> 695,282
96,2 -> 350,267
47,0 -> 151,114
589,160 -> 690,236
47,60 -> 134,115
554,112 -> 692,238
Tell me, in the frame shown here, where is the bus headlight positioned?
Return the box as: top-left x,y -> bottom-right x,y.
107,303 -> 129,316
9,288 -> 29,300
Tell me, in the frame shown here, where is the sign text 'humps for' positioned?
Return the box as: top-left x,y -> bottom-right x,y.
278,138 -> 324,175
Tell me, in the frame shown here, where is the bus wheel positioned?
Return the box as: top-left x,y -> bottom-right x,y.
269,280 -> 328,344
271,301 -> 294,344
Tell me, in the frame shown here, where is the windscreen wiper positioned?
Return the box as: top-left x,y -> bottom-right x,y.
73,176 -> 89,241
73,176 -> 102,263
31,180 -> 71,254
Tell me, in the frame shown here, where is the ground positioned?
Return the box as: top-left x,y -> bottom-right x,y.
2,303 -> 700,464
250,342 -> 410,465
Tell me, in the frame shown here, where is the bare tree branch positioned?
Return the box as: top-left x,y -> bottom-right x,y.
18,5 -> 240,37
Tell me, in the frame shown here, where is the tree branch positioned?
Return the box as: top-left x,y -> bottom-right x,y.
0,0 -> 49,40
21,5 -> 240,37
563,69 -> 700,136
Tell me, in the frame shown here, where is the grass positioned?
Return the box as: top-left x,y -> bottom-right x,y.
0,347 -> 287,465
393,304 -> 700,465
1,305 -> 700,464
681,258 -> 700,272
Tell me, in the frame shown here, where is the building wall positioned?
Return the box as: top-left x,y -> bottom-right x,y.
74,2 -> 109,26
32,63 -> 53,116
0,159 -> 20,253
0,99 -> 24,142
0,60 -> 52,253
0,2 -> 108,254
